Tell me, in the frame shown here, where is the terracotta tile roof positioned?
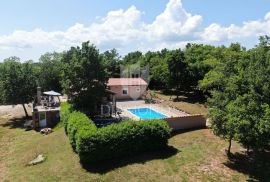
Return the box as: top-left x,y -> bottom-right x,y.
107,78 -> 148,86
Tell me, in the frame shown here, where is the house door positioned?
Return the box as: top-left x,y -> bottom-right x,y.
39,112 -> 47,128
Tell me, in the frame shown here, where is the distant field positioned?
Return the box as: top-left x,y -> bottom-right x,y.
0,115 -> 260,182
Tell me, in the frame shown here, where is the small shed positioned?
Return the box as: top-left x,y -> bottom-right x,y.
32,87 -> 61,129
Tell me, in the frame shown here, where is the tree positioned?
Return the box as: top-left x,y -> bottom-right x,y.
38,52 -> 63,92
121,51 -> 142,65
199,44 -> 246,93
184,44 -> 215,88
257,35 -> 270,49
149,57 -> 169,89
102,49 -> 120,78
0,57 -> 37,117
207,40 -> 270,154
61,42 -> 108,114
167,49 -> 188,98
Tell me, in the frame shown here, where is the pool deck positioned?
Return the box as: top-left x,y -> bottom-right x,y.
116,100 -> 189,120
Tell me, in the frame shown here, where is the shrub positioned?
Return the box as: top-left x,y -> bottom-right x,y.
66,112 -> 97,150
76,119 -> 171,163
63,108 -> 171,162
60,102 -> 73,133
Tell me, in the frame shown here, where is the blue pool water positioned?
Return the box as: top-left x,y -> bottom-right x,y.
128,108 -> 167,120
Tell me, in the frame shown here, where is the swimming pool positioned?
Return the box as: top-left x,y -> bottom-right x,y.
128,108 -> 167,120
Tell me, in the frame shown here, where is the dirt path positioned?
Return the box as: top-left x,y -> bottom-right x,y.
0,104 -> 33,118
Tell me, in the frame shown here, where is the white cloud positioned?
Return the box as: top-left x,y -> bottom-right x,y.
201,13 -> 270,42
0,0 -> 270,61
147,0 -> 202,41
0,5 -> 146,55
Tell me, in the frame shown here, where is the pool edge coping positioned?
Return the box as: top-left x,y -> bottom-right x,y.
126,107 -> 169,120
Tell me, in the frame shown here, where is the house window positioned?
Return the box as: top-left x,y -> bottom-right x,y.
132,74 -> 139,78
123,89 -> 128,95
136,88 -> 141,92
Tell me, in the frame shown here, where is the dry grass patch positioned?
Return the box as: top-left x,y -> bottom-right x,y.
153,90 -> 208,115
160,100 -> 208,115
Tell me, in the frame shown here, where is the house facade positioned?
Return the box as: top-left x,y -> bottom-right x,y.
107,78 -> 148,100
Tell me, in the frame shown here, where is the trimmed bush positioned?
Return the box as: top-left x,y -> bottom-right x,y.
63,107 -> 172,162
60,102 -> 73,133
76,119 -> 171,163
66,112 -> 97,150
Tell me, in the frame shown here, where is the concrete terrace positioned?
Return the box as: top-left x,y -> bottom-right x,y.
116,100 -> 189,120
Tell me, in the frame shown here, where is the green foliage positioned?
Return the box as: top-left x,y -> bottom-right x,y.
207,39 -> 270,152
140,52 -> 169,89
121,51 -> 143,65
101,49 -> 120,78
38,52 -> 63,92
64,109 -> 171,162
1,36 -> 270,155
0,57 -> 37,116
120,63 -> 142,78
76,119 -> 171,162
66,112 -> 97,150
61,42 -> 108,114
150,58 -> 169,88
167,49 -> 188,92
184,44 -> 215,88
198,43 -> 245,93
258,35 -> 270,48
60,102 -> 73,132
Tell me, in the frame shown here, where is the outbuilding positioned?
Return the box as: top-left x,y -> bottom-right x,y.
32,87 -> 61,129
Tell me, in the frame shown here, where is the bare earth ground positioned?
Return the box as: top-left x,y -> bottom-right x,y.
0,104 -> 32,118
0,106 -> 252,182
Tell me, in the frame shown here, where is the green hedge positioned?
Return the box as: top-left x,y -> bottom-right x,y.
67,112 -> 97,150
76,119 -> 171,162
60,102 -> 73,133
62,108 -> 171,162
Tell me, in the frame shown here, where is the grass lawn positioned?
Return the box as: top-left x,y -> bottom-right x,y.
2,116 -> 269,181
153,90 -> 208,115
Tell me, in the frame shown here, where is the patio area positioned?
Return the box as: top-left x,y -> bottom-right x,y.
116,100 -> 189,120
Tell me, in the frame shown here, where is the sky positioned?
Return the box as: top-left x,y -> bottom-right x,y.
0,0 -> 270,61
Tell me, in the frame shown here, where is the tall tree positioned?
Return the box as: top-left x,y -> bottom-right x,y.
102,49 -> 120,78
38,52 -> 63,92
199,44 -> 246,93
167,49 -> 188,98
149,57 -> 169,89
185,44 -> 215,88
61,42 -> 108,114
121,51 -> 142,65
207,38 -> 270,154
0,57 -> 37,117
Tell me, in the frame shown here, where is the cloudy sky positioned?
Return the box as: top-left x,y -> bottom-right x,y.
0,0 -> 270,61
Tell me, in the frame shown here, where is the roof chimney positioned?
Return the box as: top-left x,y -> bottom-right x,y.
37,87 -> 41,105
